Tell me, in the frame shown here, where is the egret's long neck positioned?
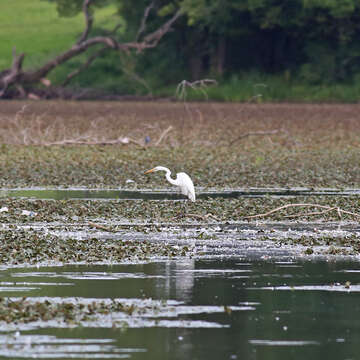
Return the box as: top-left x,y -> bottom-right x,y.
164,169 -> 178,186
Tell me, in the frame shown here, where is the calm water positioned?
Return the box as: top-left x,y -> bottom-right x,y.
1,188 -> 359,200
0,259 -> 359,359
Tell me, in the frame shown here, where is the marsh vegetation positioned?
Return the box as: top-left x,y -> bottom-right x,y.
0,100 -> 359,359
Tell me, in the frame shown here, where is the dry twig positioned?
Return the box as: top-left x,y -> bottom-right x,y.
77,0 -> 93,44
41,136 -> 143,147
243,203 -> 360,220
136,2 -> 155,41
176,79 -> 217,101
175,79 -> 217,143
154,126 -> 173,146
64,20 -> 124,87
88,222 -> 114,232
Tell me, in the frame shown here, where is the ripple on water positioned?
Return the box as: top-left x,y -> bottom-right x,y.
176,269 -> 252,278
10,271 -> 164,280
249,284 -> 359,292
0,333 -> 146,359
249,340 -> 320,346
0,286 -> 39,292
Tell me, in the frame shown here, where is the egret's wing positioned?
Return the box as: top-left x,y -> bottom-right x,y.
177,172 -> 196,202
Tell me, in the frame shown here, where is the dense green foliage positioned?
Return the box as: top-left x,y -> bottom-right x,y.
3,0 -> 360,100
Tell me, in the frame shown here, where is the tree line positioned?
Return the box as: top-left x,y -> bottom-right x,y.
130,0 -> 360,84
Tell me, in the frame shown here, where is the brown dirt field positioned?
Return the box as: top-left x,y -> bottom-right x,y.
0,100 -> 359,146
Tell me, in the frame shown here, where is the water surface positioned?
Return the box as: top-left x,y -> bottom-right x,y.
1,187 -> 359,200
0,259 -> 359,359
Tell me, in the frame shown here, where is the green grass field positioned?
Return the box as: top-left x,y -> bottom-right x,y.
0,0 -> 120,71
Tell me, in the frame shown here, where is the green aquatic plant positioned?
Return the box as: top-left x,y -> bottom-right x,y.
0,227 -> 192,266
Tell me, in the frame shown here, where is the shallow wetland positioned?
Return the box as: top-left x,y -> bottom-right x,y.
0,101 -> 359,359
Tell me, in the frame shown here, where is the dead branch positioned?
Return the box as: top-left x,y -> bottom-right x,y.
243,203 -> 360,220
283,207 -> 337,218
64,21 -> 124,87
0,1 -> 183,98
176,79 -> 217,101
175,79 -> 217,143
136,2 -> 155,41
229,129 -> 285,146
41,136 -> 144,147
0,48 -> 25,97
78,0 -> 93,44
107,23 -> 123,36
3,108 -> 176,146
143,9 -> 182,49
154,126 -> 173,146
88,221 -> 114,232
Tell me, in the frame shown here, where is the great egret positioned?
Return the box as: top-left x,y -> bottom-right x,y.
144,166 -> 196,202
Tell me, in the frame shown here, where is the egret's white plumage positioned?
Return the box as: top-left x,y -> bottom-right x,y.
144,166 -> 196,202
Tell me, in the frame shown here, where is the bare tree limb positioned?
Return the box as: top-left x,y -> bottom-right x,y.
25,36 -> 119,82
64,21 -> 125,87
136,2 -> 155,41
107,23 -> 123,36
41,136 -> 144,147
243,203 -> 360,220
77,0 -> 94,44
155,126 -> 173,146
0,48 -> 25,97
142,9 -> 182,49
283,207 -> 337,218
88,221 -> 114,232
176,79 -> 217,101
